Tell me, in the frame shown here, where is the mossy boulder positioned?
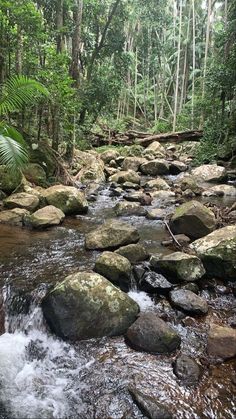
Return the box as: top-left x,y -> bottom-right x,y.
114,201 -> 147,217
43,185 -> 88,215
150,252 -> 205,282
42,271 -> 139,341
24,205 -> 65,229
144,178 -> 170,191
115,243 -> 149,264
0,208 -> 29,226
22,163 -> 47,187
170,200 -> 216,239
100,150 -> 120,164
95,251 -> 132,291
191,164 -> 226,183
0,165 -> 22,194
109,170 -> 141,185
122,157 -> 146,172
190,225 -> 236,279
85,220 -> 140,250
4,192 -> 39,212
140,159 -> 169,176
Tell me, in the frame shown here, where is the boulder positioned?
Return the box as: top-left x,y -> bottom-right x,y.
129,387 -> 172,419
169,161 -> 188,175
109,170 -> 140,185
4,192 -> 39,212
178,176 -> 203,195
170,201 -> 216,239
173,354 -> 200,385
207,324 -> 236,360
146,209 -> 166,220
151,191 -> 175,201
0,208 -> 29,226
24,205 -> 65,229
139,271 -> 173,293
43,185 -> 88,215
126,312 -> 181,354
144,178 -> 170,191
190,225 -> 236,279
0,165 -> 22,194
85,220 -> 140,250
22,163 -> 47,186
122,157 -> 146,172
42,272 -> 139,340
191,164 -> 226,183
150,252 -> 205,282
114,201 -> 147,217
145,141 -> 166,155
169,289 -> 208,315
94,251 -> 132,291
115,244 -> 149,264
75,151 -> 105,193
140,159 -> 169,176
100,149 -> 120,163
202,184 -> 236,197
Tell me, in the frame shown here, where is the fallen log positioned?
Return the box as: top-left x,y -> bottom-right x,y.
135,130 -> 203,147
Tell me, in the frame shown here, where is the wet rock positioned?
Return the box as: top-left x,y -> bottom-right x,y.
190,225 -> 236,279
122,157 -> 146,172
124,191 -> 144,202
181,283 -> 199,294
170,200 -> 216,239
126,312 -> 181,354
43,185 -> 88,215
207,324 -> 236,360
0,208 -> 29,226
22,163 -> 47,187
151,190 -> 175,201
24,205 -> 65,229
140,159 -> 169,176
139,193 -> 153,206
129,387 -> 172,419
144,178 -> 170,191
146,208 -> 166,220
85,220 -> 140,250
169,161 -> 188,175
174,234 -> 191,245
100,150 -> 120,164
122,182 -> 140,190
182,189 -> 196,198
170,289 -> 208,315
150,252 -> 205,282
202,184 -> 236,197
115,244 -> 149,264
139,271 -> 173,293
4,192 -> 39,212
191,164 -> 227,183
114,201 -> 147,217
94,251 -> 132,291
42,271 -> 139,341
109,170 -> 140,185
0,165 -> 22,194
178,175 -> 203,195
173,354 -> 200,385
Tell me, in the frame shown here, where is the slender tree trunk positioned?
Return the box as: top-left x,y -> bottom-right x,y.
56,0 -> 65,53
15,25 -> 23,74
173,0 -> 183,132
192,0 -> 196,129
133,49 -> 138,127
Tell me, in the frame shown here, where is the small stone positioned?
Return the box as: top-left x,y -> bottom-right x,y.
207,324 -> 236,360
173,354 -> 201,385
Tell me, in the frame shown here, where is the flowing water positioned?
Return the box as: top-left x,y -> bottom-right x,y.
0,187 -> 235,419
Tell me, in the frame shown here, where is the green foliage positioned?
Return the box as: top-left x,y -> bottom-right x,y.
151,120 -> 172,134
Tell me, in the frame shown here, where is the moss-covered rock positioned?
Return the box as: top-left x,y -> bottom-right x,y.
144,178 -> 170,191
42,271 -> 139,341
95,251 -> 132,290
4,192 -> 39,212
190,225 -> 236,279
24,205 -> 65,229
0,208 -> 29,226
140,159 -> 169,176
109,170 -> 141,185
22,163 -> 47,187
43,185 -> 88,215
122,157 -> 146,172
114,201 -> 147,217
115,243 -> 149,264
170,200 -> 216,239
85,220 -> 140,250
0,165 -> 22,194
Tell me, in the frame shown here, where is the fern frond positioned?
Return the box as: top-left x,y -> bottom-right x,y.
0,134 -> 28,169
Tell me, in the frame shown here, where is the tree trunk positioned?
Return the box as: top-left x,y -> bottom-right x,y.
173,0 -> 183,132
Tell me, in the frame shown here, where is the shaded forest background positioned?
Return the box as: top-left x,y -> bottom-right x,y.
0,0 -> 235,162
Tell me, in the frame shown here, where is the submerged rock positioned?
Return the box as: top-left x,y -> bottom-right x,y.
170,200 -> 216,239
126,312 -> 181,354
85,220 -> 140,250
169,289 -> 208,315
150,252 -> 205,282
43,185 -> 88,215
115,243 -> 149,264
190,225 -> 236,279
129,387 -> 172,419
173,354 -> 200,385
4,192 -> 39,212
42,272 -> 139,341
95,251 -> 132,291
24,205 -> 65,229
191,164 -> 226,183
207,324 -> 236,360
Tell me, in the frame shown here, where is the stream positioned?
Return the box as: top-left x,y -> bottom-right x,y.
0,186 -> 235,418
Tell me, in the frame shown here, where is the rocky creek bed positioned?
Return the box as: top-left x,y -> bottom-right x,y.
0,142 -> 236,418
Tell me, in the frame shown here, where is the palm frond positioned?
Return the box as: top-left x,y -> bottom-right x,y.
0,134 -> 28,169
0,75 -> 49,115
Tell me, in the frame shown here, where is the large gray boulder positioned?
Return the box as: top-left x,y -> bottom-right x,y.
43,185 -> 88,215
100,149 -> 120,164
169,289 -> 208,315
4,192 -> 39,212
94,251 -> 132,291
140,159 -> 169,176
190,225 -> 236,279
126,312 -> 181,354
85,220 -> 140,250
170,200 -> 216,239
42,272 -> 139,341
191,164 -> 226,183
24,205 -> 65,229
150,252 -> 205,282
